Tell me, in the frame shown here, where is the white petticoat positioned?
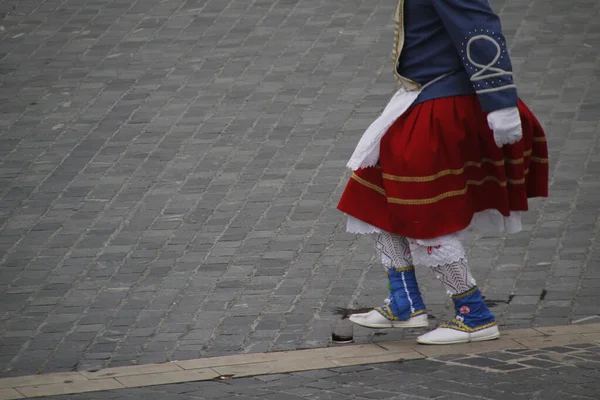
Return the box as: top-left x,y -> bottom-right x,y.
347,210 -> 522,237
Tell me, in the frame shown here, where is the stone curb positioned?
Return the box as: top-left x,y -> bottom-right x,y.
1,323 -> 600,399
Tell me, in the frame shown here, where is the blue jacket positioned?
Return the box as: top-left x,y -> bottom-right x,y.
394,0 -> 518,112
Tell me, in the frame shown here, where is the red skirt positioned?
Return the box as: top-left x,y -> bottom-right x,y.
337,95 -> 549,240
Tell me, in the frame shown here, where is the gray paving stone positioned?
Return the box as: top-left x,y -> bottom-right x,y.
0,0 -> 599,379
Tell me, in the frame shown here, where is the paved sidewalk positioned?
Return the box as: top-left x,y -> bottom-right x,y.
0,324 -> 598,399
1,0 -> 600,381
18,343 -> 600,399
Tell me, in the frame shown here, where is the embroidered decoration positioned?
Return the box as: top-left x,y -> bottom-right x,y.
375,304 -> 427,321
459,305 -> 471,315
400,269 -> 416,315
426,245 -> 441,255
375,304 -> 401,321
465,34 -> 516,94
451,286 -> 478,300
440,318 -> 497,332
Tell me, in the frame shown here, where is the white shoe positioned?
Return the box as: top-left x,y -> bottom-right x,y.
417,324 -> 500,345
349,310 -> 429,329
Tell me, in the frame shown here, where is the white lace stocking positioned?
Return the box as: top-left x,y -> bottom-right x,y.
373,232 -> 413,270
407,233 -> 476,296
431,258 -> 476,296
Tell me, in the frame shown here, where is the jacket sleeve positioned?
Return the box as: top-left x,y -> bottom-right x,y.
432,0 -> 518,112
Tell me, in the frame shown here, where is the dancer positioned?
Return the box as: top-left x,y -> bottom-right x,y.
338,0 -> 548,344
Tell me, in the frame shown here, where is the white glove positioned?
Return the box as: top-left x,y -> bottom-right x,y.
487,107 -> 523,148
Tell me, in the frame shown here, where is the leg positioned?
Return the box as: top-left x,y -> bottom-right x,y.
349,232 -> 428,329
408,233 -> 499,345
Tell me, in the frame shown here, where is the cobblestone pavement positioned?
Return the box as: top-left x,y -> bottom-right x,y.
1,0 -> 600,378
31,344 -> 600,399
